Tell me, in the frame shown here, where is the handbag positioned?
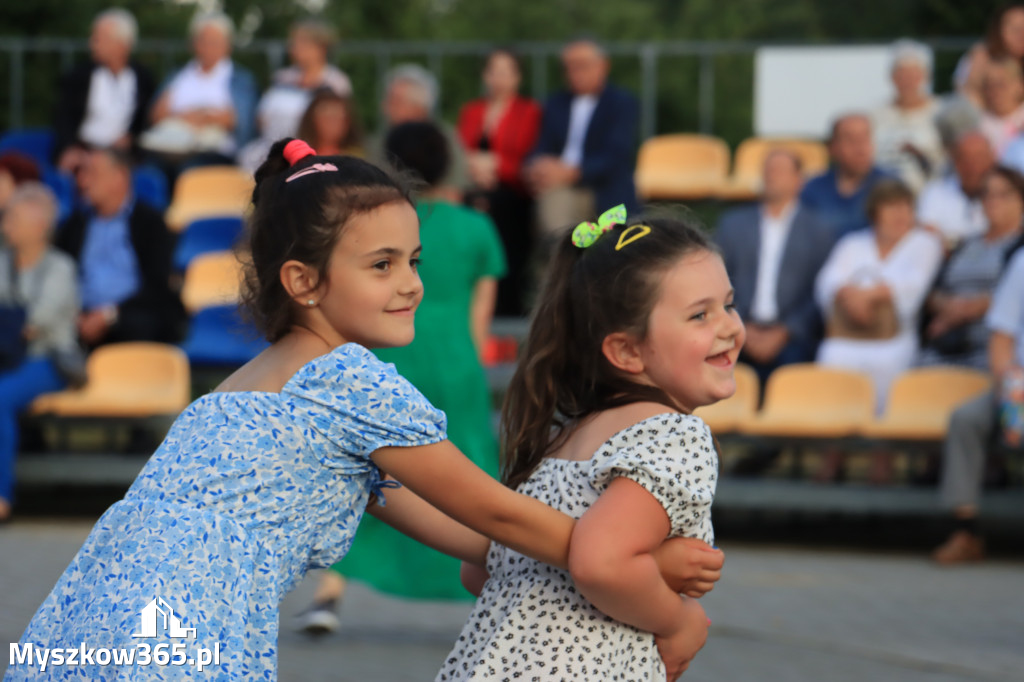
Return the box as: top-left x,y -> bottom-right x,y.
0,253 -> 28,371
826,296 -> 899,341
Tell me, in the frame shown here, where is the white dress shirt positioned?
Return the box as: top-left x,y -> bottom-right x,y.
916,174 -> 987,246
750,201 -> 797,323
168,59 -> 234,115
560,95 -> 598,168
79,66 -> 137,147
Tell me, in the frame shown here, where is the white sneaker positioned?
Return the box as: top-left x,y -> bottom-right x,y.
294,600 -> 340,635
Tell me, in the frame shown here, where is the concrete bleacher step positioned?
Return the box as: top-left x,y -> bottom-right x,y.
715,478 -> 1024,521
18,452 -> 1024,522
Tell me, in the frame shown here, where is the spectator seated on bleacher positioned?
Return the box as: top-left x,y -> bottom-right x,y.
0,153 -> 42,223
934,248 -> 1024,564
954,3 -> 1024,108
0,183 -> 83,522
142,11 -> 256,174
237,18 -> 353,173
919,165 -> 1024,369
917,131 -> 995,249
715,149 -> 839,478
872,39 -> 945,193
814,179 -> 944,411
55,148 -> 185,349
978,57 -> 1024,157
52,8 -> 155,175
715,149 -> 837,385
801,113 -> 891,239
524,39 -> 639,242
367,64 -> 467,200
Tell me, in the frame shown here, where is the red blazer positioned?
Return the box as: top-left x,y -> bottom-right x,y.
457,95 -> 541,189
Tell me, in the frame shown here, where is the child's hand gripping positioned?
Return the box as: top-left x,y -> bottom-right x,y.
654,596 -> 710,681
653,537 -> 725,598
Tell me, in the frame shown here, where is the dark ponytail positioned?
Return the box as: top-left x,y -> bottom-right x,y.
500,214 -> 716,489
240,137 -> 412,342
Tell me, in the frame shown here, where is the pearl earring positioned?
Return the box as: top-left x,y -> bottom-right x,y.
307,299 -> 316,307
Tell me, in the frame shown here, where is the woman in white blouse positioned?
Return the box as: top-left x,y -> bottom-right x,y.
815,178 -> 944,411
144,12 -> 257,161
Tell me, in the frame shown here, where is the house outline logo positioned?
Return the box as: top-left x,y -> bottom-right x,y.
131,597 -> 197,639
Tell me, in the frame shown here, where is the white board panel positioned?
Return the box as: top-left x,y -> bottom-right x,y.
754,45 -> 932,139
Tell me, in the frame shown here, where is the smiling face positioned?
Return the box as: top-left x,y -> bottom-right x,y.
631,250 -> 745,412
309,200 -> 423,349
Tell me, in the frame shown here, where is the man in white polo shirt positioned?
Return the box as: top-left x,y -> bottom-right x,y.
53,8 -> 155,173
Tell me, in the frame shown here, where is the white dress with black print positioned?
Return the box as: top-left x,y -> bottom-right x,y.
436,412 -> 718,682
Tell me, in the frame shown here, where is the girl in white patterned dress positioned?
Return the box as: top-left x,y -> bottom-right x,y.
438,206 -> 744,681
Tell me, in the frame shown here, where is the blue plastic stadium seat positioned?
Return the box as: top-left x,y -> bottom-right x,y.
42,168 -> 76,223
172,216 -> 245,272
0,128 -> 55,169
180,305 -> 268,367
133,164 -> 170,212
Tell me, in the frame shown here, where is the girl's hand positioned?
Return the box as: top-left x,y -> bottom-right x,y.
652,537 -> 724,598
655,597 -> 710,681
460,561 -> 490,597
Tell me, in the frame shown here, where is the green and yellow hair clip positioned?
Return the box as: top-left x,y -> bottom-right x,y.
571,204 -> 651,251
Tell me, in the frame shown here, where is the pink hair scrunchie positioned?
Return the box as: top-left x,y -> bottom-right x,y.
283,139 -> 316,166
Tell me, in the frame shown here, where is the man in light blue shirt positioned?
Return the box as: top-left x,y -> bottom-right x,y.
933,249 -> 1024,564
801,113 -> 891,238
56,148 -> 183,347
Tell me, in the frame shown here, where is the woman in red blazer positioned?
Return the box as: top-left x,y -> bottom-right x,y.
457,49 -> 541,316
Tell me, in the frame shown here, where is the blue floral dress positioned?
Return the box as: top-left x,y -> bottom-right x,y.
7,344 -> 446,681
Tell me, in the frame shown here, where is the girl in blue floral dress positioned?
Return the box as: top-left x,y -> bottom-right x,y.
7,140 -> 720,681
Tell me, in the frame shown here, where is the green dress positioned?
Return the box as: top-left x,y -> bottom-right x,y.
331,199 -> 507,600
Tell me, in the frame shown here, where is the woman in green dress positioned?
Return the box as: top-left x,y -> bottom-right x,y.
296,120 -> 507,631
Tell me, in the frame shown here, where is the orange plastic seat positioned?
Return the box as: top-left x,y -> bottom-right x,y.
634,134 -> 730,201
694,363 -> 760,434
30,343 -> 190,418
164,165 -> 254,232
180,251 -> 245,314
741,364 -> 875,439
862,366 -> 991,441
717,138 -> 830,201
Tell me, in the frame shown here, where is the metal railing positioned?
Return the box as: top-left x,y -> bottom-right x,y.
0,37 -> 975,142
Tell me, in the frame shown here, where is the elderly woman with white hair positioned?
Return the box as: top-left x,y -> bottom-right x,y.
144,11 -> 257,164
0,183 -> 83,522
871,39 -> 945,193
369,63 -> 467,193
53,8 -> 156,173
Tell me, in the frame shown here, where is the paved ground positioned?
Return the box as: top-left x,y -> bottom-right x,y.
2,517 -> 1021,681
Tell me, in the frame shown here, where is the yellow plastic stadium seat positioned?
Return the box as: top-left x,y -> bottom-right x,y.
30,343 -> 190,418
164,165 -> 254,232
694,363 -> 760,434
634,134 -> 730,201
180,251 -> 245,314
717,137 -> 830,201
741,364 -> 875,439
862,366 -> 991,441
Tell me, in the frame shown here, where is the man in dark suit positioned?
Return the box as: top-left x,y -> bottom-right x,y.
56,148 -> 184,348
716,149 -> 838,380
53,9 -> 156,174
525,39 -> 639,237
716,150 -> 837,476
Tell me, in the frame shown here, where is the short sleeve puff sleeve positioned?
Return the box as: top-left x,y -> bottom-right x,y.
589,413 -> 718,543
283,344 -> 448,462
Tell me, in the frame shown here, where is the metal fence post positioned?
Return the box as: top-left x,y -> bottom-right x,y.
698,48 -> 714,135
10,41 -> 24,129
640,44 -> 658,140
